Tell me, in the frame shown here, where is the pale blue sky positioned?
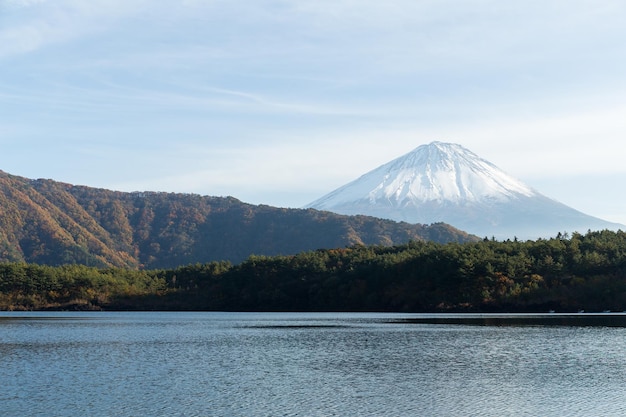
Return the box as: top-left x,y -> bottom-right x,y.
1,0 -> 626,224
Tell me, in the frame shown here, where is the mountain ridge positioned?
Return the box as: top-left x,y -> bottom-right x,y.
306,142 -> 624,239
0,170 -> 477,269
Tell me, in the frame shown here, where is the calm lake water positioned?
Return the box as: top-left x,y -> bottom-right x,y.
2,312 -> 626,417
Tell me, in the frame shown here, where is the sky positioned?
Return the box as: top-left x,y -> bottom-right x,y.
1,0 -> 626,225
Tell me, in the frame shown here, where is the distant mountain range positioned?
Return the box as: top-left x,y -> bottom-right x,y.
0,170 -> 476,268
306,142 -> 624,240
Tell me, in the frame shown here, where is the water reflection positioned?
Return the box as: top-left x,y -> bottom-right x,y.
2,312 -> 626,417
391,313 -> 626,327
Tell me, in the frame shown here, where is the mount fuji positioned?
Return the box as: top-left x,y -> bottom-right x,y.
306,141 -> 624,240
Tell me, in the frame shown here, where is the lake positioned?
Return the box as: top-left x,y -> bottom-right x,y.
2,312 -> 626,416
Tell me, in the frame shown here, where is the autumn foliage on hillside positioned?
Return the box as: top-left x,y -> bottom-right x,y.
0,171 -> 476,269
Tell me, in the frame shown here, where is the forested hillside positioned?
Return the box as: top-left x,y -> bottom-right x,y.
2,230 -> 626,312
0,171 -> 476,268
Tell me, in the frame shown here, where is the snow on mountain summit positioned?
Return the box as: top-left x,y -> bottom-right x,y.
306,141 -> 623,240
309,141 -> 536,210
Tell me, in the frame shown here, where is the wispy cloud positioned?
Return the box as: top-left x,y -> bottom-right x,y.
2,0 -> 626,222
0,0 -> 149,58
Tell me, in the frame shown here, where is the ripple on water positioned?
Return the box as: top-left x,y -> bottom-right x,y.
2,312 -> 626,416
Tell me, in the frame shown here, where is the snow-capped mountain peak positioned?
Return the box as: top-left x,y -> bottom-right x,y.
310,141 -> 536,211
306,141 -> 623,240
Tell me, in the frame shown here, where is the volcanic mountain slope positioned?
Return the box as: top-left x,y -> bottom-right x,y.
306,142 -> 624,240
0,170 -> 476,268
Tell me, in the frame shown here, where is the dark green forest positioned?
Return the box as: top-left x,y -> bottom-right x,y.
2,229 -> 626,312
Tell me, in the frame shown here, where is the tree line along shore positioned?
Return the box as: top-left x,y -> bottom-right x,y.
2,229 -> 626,312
